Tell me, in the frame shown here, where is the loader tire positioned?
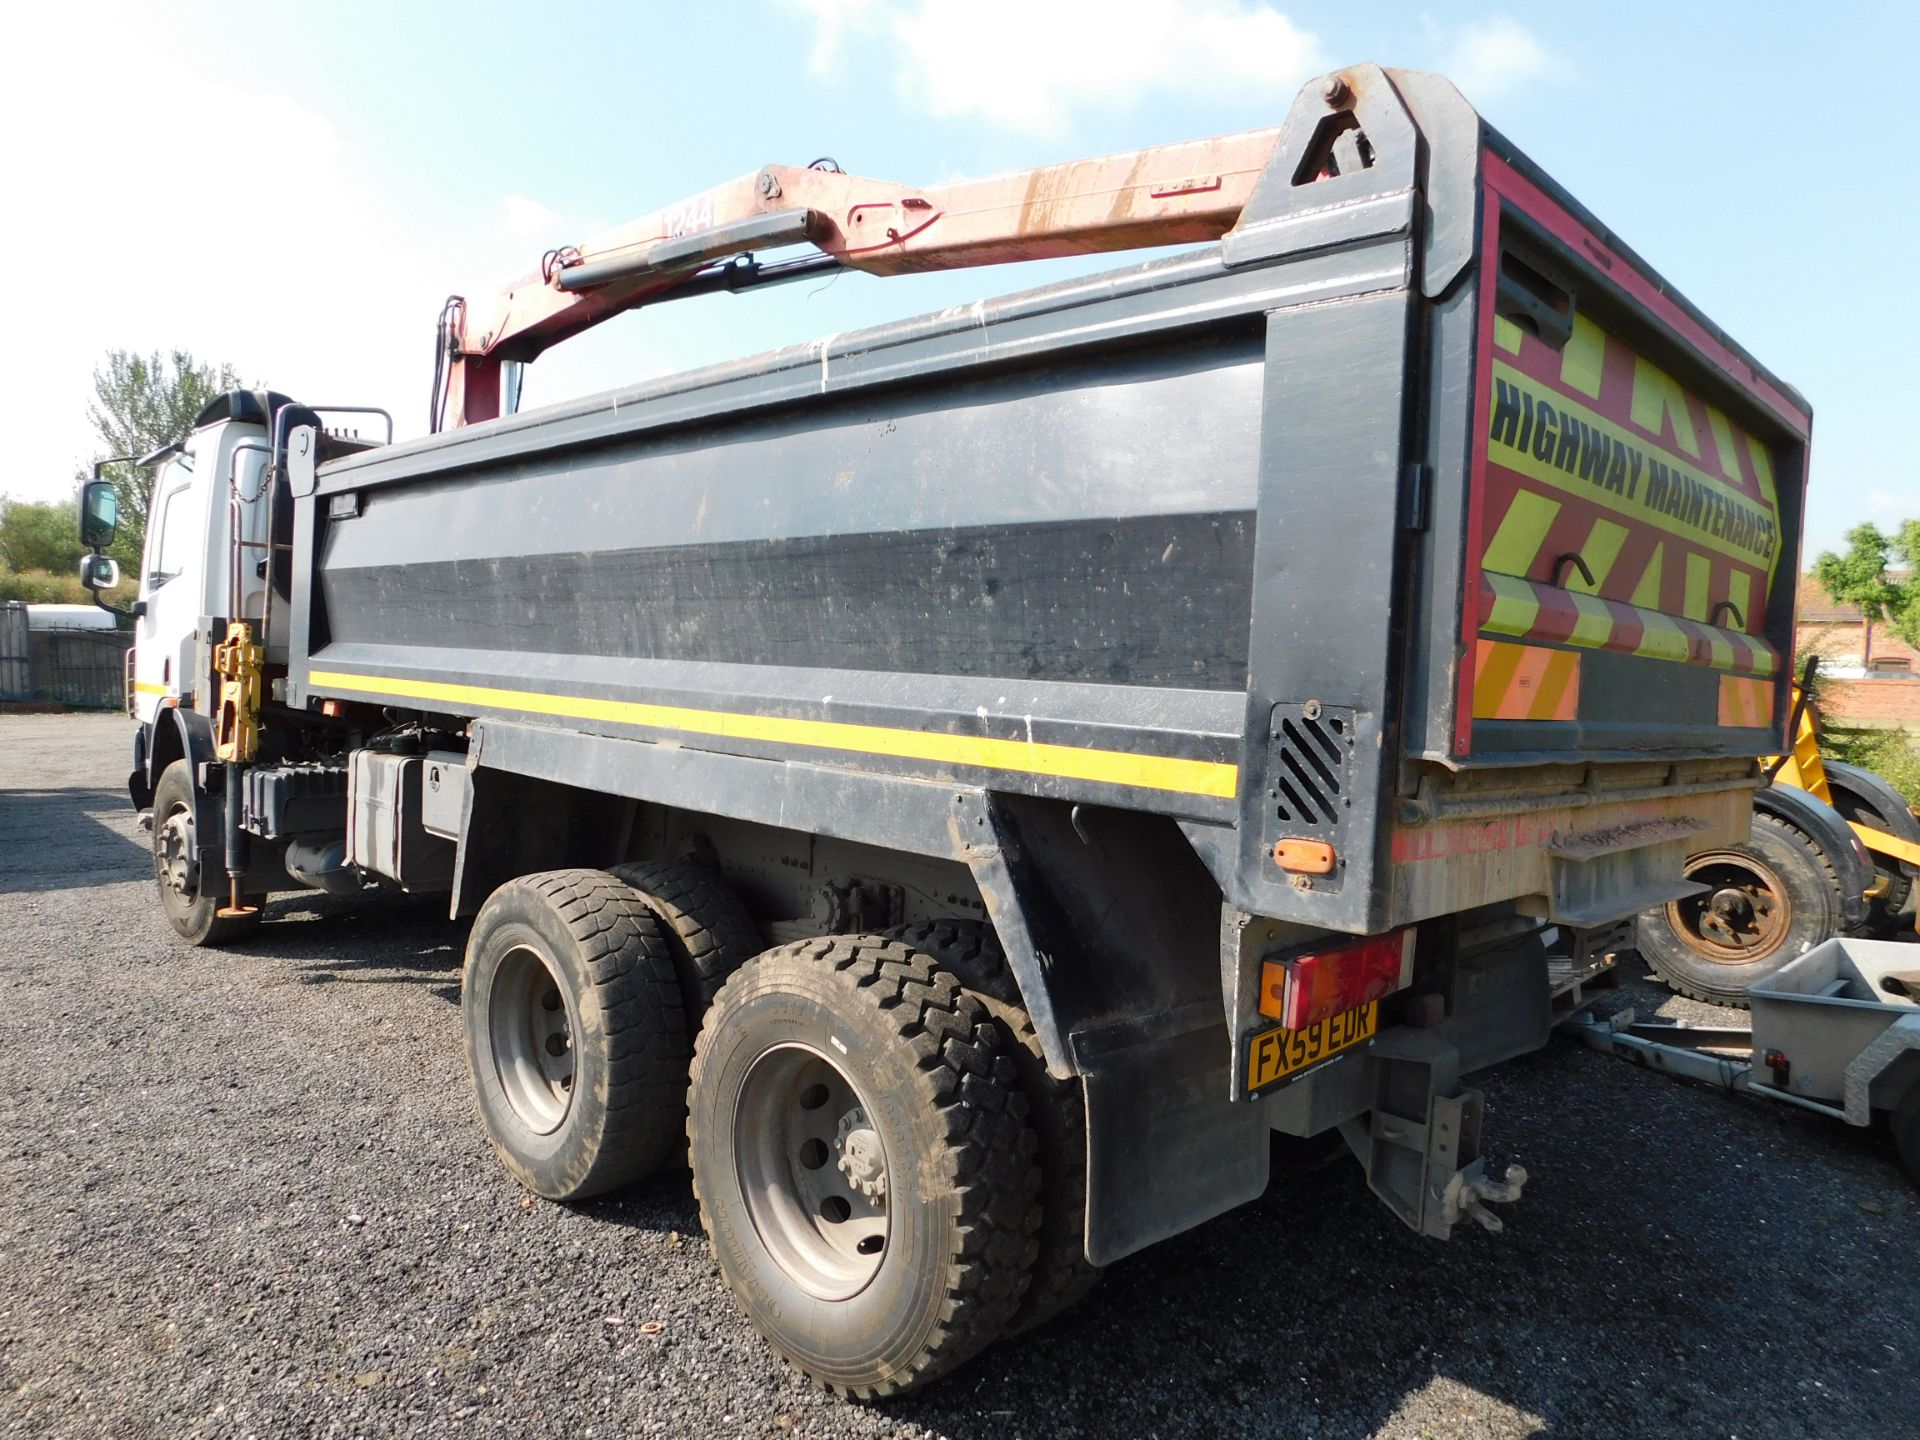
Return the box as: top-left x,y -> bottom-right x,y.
1635,812 -> 1840,1008
463,870 -> 688,1200
150,759 -> 263,948
885,919 -> 1102,1333
609,857 -> 763,1022
688,935 -> 1039,1398
1824,779 -> 1915,938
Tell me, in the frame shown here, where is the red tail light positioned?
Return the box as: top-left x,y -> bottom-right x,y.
1259,929 -> 1416,1030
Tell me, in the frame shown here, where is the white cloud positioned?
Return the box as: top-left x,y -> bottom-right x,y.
790,0 -> 1323,133
1438,17 -> 1553,104
0,8 -> 623,504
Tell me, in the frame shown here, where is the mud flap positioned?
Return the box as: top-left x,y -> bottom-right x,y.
1077,1002 -> 1269,1265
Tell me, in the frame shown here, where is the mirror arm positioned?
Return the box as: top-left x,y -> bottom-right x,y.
83,454 -> 146,620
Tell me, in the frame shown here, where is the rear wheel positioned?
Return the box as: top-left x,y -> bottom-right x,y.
1635,812 -> 1840,1007
1825,781 -> 1915,938
885,918 -> 1101,1332
150,759 -> 263,947
688,936 -> 1039,1397
608,856 -> 762,1022
462,870 -> 688,1199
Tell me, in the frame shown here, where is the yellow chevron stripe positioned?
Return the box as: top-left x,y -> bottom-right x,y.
1573,518 -> 1629,593
1483,573 -> 1544,636
1559,314 -> 1607,399
1630,543 -> 1664,610
1483,490 -> 1560,578
305,669 -> 1240,800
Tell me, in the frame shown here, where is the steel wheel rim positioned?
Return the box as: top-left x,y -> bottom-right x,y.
1666,850 -> 1791,964
155,802 -> 197,909
489,944 -> 576,1134
734,1043 -> 890,1301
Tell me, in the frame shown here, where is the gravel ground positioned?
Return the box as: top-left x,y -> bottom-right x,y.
2,712 -> 1916,1440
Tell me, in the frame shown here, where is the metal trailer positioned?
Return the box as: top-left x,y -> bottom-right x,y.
78,64 -> 1814,1395
1566,937 -> 1920,1182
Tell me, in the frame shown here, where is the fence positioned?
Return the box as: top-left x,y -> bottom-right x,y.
0,603 -> 133,710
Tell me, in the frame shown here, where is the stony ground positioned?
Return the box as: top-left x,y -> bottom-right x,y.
1,711 -> 1915,1440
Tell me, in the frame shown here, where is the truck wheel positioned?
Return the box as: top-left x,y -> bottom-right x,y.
463,870 -> 688,1200
1892,1082 -> 1920,1188
1635,813 -> 1840,1007
150,759 -> 263,947
687,936 -> 1039,1397
609,857 -> 763,1021
885,918 -> 1101,1333
1824,782 -> 1915,938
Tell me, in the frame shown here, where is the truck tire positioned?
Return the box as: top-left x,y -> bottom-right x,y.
462,870 -> 689,1200
1635,812 -> 1841,1007
1892,1082 -> 1920,1188
608,857 -> 763,1021
687,935 -> 1039,1397
1823,777 -> 1915,938
150,759 -> 263,947
884,918 -> 1101,1333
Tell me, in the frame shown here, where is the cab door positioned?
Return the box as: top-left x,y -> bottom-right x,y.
133,457 -> 206,725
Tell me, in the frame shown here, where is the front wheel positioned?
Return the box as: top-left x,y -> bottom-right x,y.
687,936 -> 1039,1398
1635,813 -> 1841,1007
150,759 -> 263,947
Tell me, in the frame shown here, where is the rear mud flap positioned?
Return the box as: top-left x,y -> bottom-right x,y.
1077,1003 -> 1269,1266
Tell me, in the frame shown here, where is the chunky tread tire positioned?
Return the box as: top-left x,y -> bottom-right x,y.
884,919 -> 1101,1333
1824,782 -> 1915,939
463,869 -> 689,1199
688,935 -> 1039,1398
150,760 -> 263,948
608,857 -> 762,1020
1636,813 -> 1842,1008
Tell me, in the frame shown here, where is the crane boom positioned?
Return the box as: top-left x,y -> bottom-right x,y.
436,122 -> 1298,429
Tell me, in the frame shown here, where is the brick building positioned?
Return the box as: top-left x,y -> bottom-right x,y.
1794,571 -> 1920,730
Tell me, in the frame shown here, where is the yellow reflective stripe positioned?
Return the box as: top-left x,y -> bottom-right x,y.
1482,490 -> 1560,578
1633,612 -> 1692,665
1573,517 -> 1629,593
1482,573 -> 1543,637
1566,591 -> 1613,649
1685,551 -> 1712,621
1493,315 -> 1525,354
133,681 -> 169,696
1558,314 -> 1607,399
1630,543 -> 1664,609
1726,571 -> 1752,631
305,670 -> 1240,800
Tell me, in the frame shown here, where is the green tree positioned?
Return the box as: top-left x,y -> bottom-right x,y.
0,494 -> 86,574
1811,520 -> 1920,651
87,349 -> 238,564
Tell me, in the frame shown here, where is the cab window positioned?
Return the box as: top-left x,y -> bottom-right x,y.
146,460 -> 197,586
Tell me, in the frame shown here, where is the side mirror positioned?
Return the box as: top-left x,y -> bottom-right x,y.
79,480 -> 119,549
78,553 -> 121,592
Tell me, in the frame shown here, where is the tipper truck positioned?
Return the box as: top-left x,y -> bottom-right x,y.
78,65 -> 1811,1395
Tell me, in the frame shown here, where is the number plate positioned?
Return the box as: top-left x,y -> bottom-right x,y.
1243,1001 -> 1378,1096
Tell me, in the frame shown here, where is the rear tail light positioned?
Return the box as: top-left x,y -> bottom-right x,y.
1259,928 -> 1417,1030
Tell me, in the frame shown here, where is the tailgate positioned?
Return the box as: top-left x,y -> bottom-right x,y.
1452,150 -> 1811,764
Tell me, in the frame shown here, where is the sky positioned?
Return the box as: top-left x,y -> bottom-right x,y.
2,0 -> 1914,560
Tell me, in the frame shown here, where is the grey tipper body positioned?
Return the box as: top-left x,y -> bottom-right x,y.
103,65 -> 1810,1393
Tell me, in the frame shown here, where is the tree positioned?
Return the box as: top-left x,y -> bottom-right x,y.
1811,520 -> 1920,652
87,349 -> 238,564
0,494 -> 86,574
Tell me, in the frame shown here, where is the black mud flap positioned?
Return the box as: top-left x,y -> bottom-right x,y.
1076,1001 -> 1269,1266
